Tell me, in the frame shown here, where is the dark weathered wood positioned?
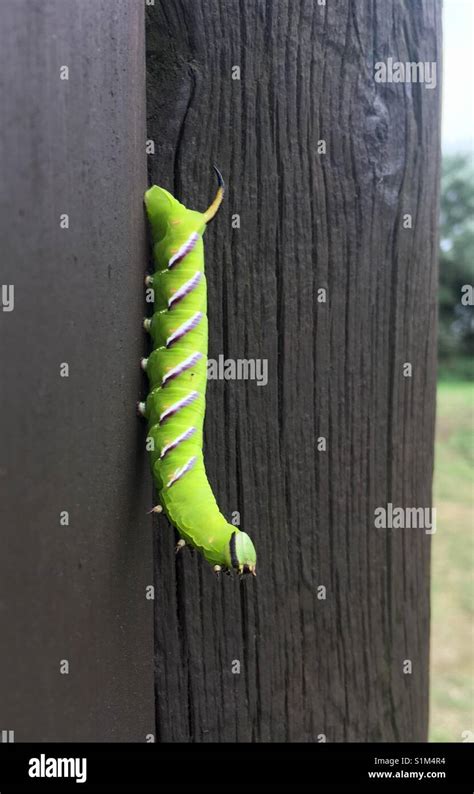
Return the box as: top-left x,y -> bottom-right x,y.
0,0 -> 153,740
147,0 -> 441,741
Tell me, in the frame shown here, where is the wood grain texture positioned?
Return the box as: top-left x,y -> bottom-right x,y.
0,0 -> 153,740
147,0 -> 441,742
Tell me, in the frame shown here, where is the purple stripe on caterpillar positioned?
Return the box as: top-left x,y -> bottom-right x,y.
159,391 -> 199,424
161,351 -> 203,387
168,272 -> 202,309
166,312 -> 203,348
160,427 -> 197,459
167,455 -> 197,487
168,232 -> 199,269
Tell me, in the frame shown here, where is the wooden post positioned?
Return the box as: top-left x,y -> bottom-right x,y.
147,0 -> 441,741
0,1 -> 154,740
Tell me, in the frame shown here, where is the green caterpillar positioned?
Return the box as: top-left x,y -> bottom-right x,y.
139,169 -> 257,577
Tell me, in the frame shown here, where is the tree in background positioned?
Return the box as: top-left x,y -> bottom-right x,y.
438,154 -> 474,378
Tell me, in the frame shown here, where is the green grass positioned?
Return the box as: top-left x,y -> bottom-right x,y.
429,382 -> 474,742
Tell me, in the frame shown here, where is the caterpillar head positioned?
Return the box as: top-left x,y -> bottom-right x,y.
226,530 -> 257,576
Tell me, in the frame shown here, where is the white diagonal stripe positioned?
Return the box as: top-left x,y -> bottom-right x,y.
160,427 -> 197,459
159,391 -> 199,424
166,311 -> 202,347
167,455 -> 197,487
161,352 -> 203,386
168,232 -> 199,269
168,272 -> 202,309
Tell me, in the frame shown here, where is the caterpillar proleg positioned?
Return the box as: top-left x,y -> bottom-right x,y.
142,169 -> 257,576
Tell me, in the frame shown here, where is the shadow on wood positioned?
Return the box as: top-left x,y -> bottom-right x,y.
0,0 -> 153,741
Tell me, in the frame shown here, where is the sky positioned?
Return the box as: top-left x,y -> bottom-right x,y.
442,0 -> 474,153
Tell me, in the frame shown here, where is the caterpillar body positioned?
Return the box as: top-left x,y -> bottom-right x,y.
140,170 -> 257,576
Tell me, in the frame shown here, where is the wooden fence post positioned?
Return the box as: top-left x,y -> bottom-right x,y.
0,0 -> 154,741
146,0 -> 441,741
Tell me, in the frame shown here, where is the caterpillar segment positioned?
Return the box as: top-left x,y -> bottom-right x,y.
142,169 -> 257,576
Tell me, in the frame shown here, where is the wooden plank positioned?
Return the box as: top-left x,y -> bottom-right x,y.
0,0 -> 153,741
147,0 -> 441,741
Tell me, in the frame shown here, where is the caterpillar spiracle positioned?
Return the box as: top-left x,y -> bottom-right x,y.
139,169 -> 257,577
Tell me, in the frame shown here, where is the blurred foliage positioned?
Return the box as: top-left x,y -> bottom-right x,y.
438,154 -> 474,379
